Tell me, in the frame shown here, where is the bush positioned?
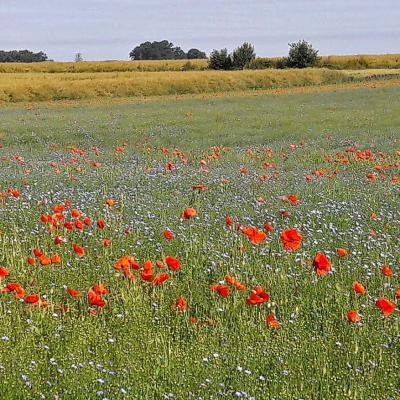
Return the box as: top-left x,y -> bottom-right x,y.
208,49 -> 233,70
247,58 -> 273,69
287,40 -> 319,68
232,42 -> 256,69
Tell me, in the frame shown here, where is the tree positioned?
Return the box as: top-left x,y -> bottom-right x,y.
0,50 -> 48,62
74,53 -> 83,62
187,48 -> 207,59
287,40 -> 319,68
208,49 -> 232,70
232,42 -> 256,69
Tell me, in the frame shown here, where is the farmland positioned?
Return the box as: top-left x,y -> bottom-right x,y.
0,83 -> 399,399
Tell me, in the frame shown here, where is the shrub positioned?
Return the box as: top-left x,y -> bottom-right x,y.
287,40 -> 319,68
208,49 -> 232,70
232,42 -> 256,69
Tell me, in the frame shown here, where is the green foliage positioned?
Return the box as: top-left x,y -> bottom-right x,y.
287,40 -> 319,68
129,41 -> 206,60
187,48 -> 207,59
232,42 -> 256,69
208,48 -> 233,70
0,49 -> 48,63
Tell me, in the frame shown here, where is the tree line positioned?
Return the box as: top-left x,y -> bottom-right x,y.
0,40 -> 319,69
0,50 -> 48,63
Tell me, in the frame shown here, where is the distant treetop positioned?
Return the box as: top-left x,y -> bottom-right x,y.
0,50 -> 48,63
129,41 -> 206,60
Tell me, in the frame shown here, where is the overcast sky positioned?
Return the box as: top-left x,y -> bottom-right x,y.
1,0 -> 399,61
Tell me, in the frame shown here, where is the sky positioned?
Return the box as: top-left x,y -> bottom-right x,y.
0,0 -> 399,61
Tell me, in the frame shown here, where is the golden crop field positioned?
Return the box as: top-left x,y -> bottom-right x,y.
0,68 -> 352,103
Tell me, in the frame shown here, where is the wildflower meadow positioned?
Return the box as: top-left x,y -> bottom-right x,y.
0,84 -> 399,399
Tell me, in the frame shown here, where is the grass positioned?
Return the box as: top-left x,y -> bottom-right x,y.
0,85 -> 399,399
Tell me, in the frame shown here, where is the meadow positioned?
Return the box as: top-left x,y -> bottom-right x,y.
0,84 -> 399,399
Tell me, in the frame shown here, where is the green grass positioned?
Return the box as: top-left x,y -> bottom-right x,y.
0,86 -> 399,399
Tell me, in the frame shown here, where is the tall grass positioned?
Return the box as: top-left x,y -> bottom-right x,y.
0,59 -> 208,73
0,69 -> 351,103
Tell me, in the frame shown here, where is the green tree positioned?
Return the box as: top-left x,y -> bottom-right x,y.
287,40 -> 319,68
187,48 -> 207,59
232,42 -> 256,69
208,49 -> 232,70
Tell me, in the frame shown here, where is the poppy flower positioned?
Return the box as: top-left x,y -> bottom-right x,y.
264,223 -> 274,232
209,284 -> 230,298
72,243 -> 85,257
64,222 -> 73,231
101,239 -> 111,247
225,216 -> 233,226
347,310 -> 361,323
375,297 -> 396,316
280,229 -> 302,251
4,282 -> 25,299
40,214 -> 52,223
266,313 -> 281,329
241,227 -> 267,245
381,265 -> 393,277
105,198 -> 115,207
83,216 -> 91,225
39,255 -> 51,266
246,286 -> 269,305
395,288 -> 400,300
165,161 -> 174,171
165,256 -> 181,272
50,254 -> 61,264
53,204 -> 65,213
313,252 -> 331,277
33,248 -> 43,257
153,273 -> 170,286
71,209 -> 81,218
74,220 -> 84,230
224,275 -> 246,290
0,266 -> 10,278
181,207 -> 197,219
67,287 -> 81,297
27,257 -> 36,265
174,296 -> 188,311
87,287 -> 106,308
336,248 -> 348,257
280,210 -> 290,218
192,184 -> 208,191
114,255 -> 139,271
54,236 -> 66,245
25,294 -> 39,304
94,283 -> 109,295
352,281 -> 366,295
97,219 -> 106,229
163,230 -> 174,240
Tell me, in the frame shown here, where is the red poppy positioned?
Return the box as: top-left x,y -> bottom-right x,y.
153,273 -> 171,286
114,255 -> 140,271
105,198 -> 115,207
74,220 -> 84,230
33,248 -> 43,257
102,239 -> 111,247
83,216 -> 91,225
381,265 -> 393,277
264,223 -> 274,232
39,255 -> 51,266
280,229 -> 302,251
347,310 -> 361,323
163,230 -> 174,240
266,313 -> 280,328
241,227 -> 267,245
87,287 -> 106,308
336,248 -> 348,257
97,219 -> 106,229
395,288 -> 400,300
209,284 -> 230,298
71,209 -> 81,218
174,296 -> 187,311
94,283 -> 109,295
72,243 -> 85,257
54,236 -> 66,245
181,207 -> 197,219
67,287 -> 81,297
246,286 -> 269,305
165,256 -> 181,272
27,257 -> 36,265
192,184 -> 208,191
0,266 -> 10,277
375,297 -> 396,316
50,254 -> 61,264
225,216 -> 233,226
313,252 -> 331,277
224,275 -> 246,290
25,294 -> 39,304
352,281 -> 366,295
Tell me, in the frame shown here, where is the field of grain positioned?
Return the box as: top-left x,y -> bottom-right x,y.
0,68 -> 352,103
0,84 -> 399,399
